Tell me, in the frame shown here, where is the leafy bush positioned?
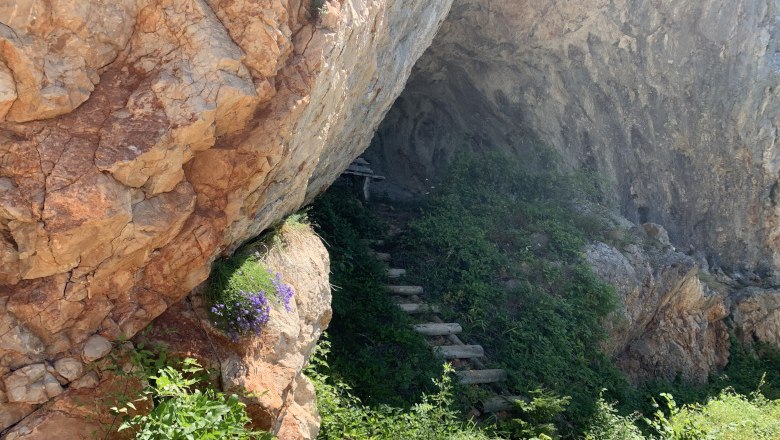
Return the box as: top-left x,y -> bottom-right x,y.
310,0 -> 327,19
502,390 -> 571,440
309,187 -> 443,407
206,253 -> 294,340
584,394 -> 645,440
646,388 -> 780,440
390,152 -> 628,431
307,340 -> 499,440
114,358 -> 271,440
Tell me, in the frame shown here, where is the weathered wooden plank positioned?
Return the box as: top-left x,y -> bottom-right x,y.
370,251 -> 391,261
353,157 -> 370,166
456,369 -> 507,385
398,303 -> 440,314
386,285 -> 423,295
429,315 -> 488,370
386,268 -> 406,278
434,345 -> 484,359
477,396 -> 526,413
413,323 -> 462,336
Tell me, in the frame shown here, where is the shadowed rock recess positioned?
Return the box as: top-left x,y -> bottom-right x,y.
369,0 -> 780,275
0,0 -> 452,435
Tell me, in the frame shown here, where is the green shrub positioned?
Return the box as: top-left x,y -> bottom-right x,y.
584,394 -> 646,440
114,358 -> 272,440
642,388 -> 780,440
390,152 -> 628,432
310,0 -> 327,19
307,340 -> 499,440
503,390 -> 571,440
309,187 -> 443,407
206,252 -> 294,340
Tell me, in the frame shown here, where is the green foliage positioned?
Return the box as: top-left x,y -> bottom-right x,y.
584,393 -> 645,440
207,253 -> 274,310
639,386 -> 780,440
632,336 -> 780,419
309,187 -> 443,406
310,0 -> 327,19
115,358 -> 272,440
661,389 -> 780,439
307,340 -> 498,440
390,152 -> 628,432
206,252 -> 276,338
503,390 -> 571,440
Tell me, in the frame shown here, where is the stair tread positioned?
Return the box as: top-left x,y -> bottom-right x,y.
385,285 -> 424,295
412,323 -> 462,336
455,369 -> 507,384
386,268 -> 406,278
398,303 -> 440,314
433,345 -> 484,359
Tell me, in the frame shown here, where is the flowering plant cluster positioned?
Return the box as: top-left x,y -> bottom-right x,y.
207,261 -> 296,341
270,271 -> 295,312
211,290 -> 271,341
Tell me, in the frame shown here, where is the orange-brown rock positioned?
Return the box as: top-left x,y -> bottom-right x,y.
3,224 -> 331,439
0,0 -> 452,432
586,221 -> 729,383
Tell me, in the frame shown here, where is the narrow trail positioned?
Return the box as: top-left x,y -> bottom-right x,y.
367,202 -> 522,416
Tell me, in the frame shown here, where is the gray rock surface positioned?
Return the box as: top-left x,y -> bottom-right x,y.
586,238 -> 729,383
53,358 -> 82,383
81,335 -> 111,362
368,0 -> 780,274
731,287 -> 780,346
3,363 -> 63,404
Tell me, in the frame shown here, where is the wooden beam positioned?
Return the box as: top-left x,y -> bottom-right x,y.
456,369 -> 507,385
385,285 -> 423,295
413,323 -> 462,336
386,268 -> 406,278
477,396 -> 526,413
434,345 -> 484,359
398,303 -> 440,314
370,251 -> 391,261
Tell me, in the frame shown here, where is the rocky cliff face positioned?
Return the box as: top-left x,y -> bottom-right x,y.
585,219 -> 729,383
3,225 -> 331,440
369,0 -> 780,275
0,0 -> 452,433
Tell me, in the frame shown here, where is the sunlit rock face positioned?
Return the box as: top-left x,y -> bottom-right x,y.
369,0 -> 780,275
2,226 -> 331,440
0,0 -> 452,429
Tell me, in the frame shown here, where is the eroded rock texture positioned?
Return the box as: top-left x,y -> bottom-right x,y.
0,0 -> 452,431
369,0 -> 780,274
586,219 -> 729,382
2,225 -> 331,440
732,287 -> 780,347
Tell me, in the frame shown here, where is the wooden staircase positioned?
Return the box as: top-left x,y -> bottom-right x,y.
375,251 -> 519,414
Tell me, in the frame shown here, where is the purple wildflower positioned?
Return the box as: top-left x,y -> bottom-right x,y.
270,271 -> 295,312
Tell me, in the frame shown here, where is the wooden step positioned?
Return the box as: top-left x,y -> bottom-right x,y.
386,268 -> 406,278
398,303 -> 440,314
477,395 -> 526,413
413,323 -> 462,336
370,251 -> 391,261
385,285 -> 423,295
456,369 -> 507,385
434,345 -> 484,359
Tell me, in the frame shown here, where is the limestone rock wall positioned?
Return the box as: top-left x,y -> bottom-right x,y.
368,0 -> 780,274
0,0 -> 453,432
